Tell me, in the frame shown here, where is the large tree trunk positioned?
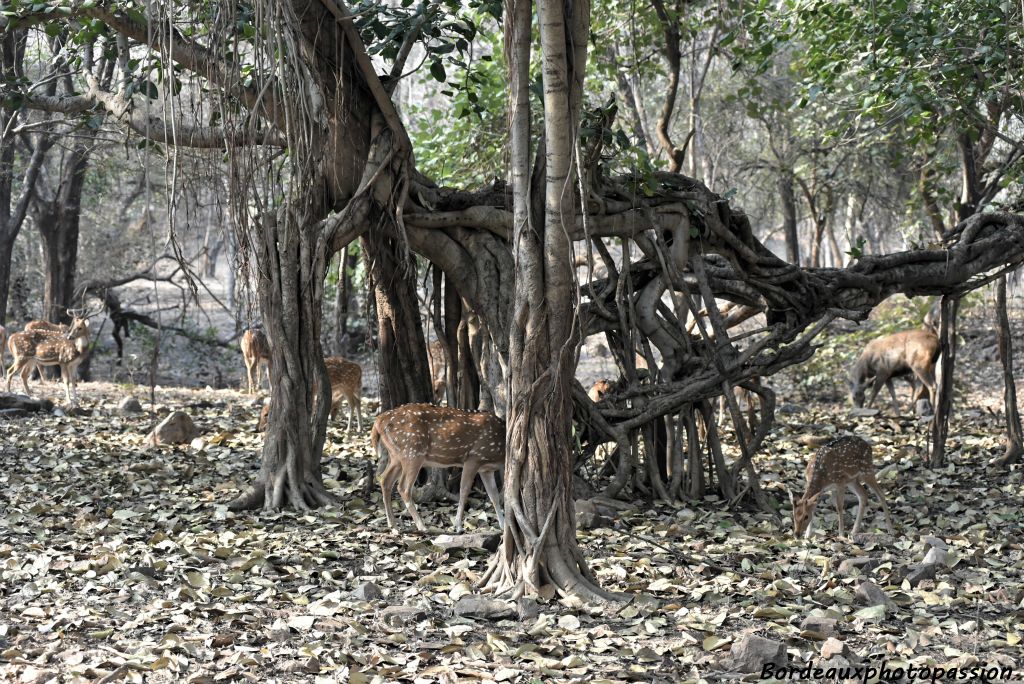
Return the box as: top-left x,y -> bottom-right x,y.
333,244 -> 357,354
930,295 -> 960,465
37,146 -> 89,323
995,276 -> 1023,465
483,0 -> 616,603
364,230 -> 433,409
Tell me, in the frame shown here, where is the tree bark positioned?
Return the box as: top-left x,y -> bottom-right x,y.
364,229 -> 433,410
930,295 -> 960,466
37,146 -> 89,324
333,244 -> 356,354
483,0 -> 616,603
778,171 -> 800,265
995,276 -> 1023,465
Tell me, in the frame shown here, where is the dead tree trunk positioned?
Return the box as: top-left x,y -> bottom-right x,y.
995,276 -> 1023,465
37,146 -> 89,324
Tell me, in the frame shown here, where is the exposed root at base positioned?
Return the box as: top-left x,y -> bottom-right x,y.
228,473 -> 339,512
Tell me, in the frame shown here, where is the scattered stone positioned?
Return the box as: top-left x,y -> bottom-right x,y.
350,581 -> 383,602
144,410 -> 199,446
799,615 -> 837,637
915,399 -> 933,417
18,665 -> 57,684
820,637 -> 850,660
837,557 -> 883,576
727,634 -> 787,674
777,403 -> 807,415
453,595 -> 518,621
119,396 -> 143,414
855,581 -> 897,611
432,533 -> 501,552
922,546 -> 949,567
904,563 -> 937,588
378,605 -> 427,629
190,437 -> 206,452
0,408 -> 28,419
575,499 -> 612,530
516,597 -> 539,620
849,407 -> 880,417
922,536 -> 949,551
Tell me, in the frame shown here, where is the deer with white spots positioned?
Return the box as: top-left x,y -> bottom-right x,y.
5,316 -> 92,403
258,356 -> 363,432
373,403 -> 505,532
790,435 -> 894,538
241,327 -> 272,394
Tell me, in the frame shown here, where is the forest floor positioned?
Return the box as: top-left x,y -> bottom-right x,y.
1,294 -> 1023,683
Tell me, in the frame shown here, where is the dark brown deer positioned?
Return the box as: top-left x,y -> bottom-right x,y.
849,329 -> 939,414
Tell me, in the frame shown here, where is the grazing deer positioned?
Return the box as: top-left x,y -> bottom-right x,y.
790,435 -> 894,538
849,329 -> 939,414
5,317 -> 92,403
373,403 -> 505,532
241,328 -> 272,394
257,356 -> 363,432
427,339 -> 447,402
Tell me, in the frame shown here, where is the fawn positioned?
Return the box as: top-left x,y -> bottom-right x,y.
790,435 -> 894,538
241,328 -> 272,394
373,403 -> 504,532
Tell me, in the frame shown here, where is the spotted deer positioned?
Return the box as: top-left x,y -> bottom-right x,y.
849,329 -> 939,414
789,435 -> 894,538
257,356 -> 363,432
588,378 -> 614,403
20,321 -> 71,383
5,317 -> 92,403
241,328 -> 272,394
373,403 -> 505,532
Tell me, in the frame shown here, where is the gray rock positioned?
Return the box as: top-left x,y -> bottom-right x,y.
727,634 -> 787,674
915,399 -> 933,417
904,563 -> 937,588
378,605 -> 427,628
119,396 -> 143,414
453,595 -> 518,620
799,616 -> 837,637
855,581 -> 897,611
922,536 -> 949,551
820,637 -> 850,660
350,581 -> 382,602
432,533 -> 501,552
144,410 -> 199,446
517,597 -> 539,620
922,546 -> 949,567
575,499 -> 612,530
837,557 -> 882,576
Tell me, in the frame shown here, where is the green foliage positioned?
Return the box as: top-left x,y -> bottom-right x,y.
407,29 -> 507,187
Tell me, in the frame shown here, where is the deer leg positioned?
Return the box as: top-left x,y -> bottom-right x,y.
834,485 -> 846,537
884,380 -> 900,414
850,482 -> 870,535
802,498 -> 819,539
245,361 -> 256,394
914,366 -> 937,408
455,464 -> 479,532
862,472 -> 894,533
480,471 -> 504,528
865,374 -> 888,409
379,455 -> 403,530
398,462 -> 428,531
353,394 -> 362,432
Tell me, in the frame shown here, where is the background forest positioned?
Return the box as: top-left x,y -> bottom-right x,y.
1,0 -> 1024,681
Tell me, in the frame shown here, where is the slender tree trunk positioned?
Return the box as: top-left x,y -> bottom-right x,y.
0,238 -> 13,326
930,295 -> 960,466
333,244 -> 355,353
778,171 -> 800,265
995,276 -> 1023,465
